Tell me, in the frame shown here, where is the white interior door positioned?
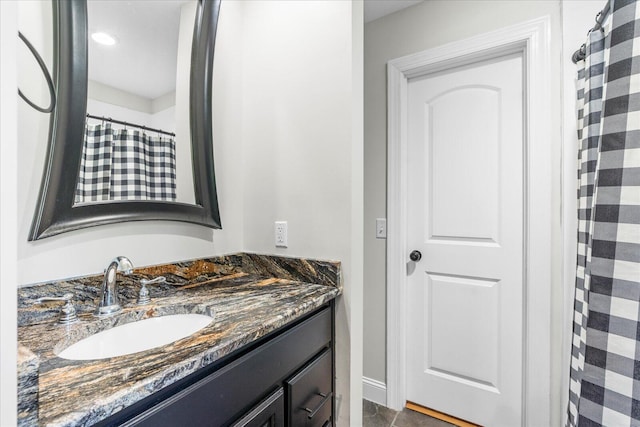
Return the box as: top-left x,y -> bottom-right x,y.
406,52 -> 524,427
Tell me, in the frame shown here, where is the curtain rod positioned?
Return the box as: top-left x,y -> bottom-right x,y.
572,1 -> 611,63
86,114 -> 176,137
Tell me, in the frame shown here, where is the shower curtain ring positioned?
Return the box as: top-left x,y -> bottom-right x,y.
594,11 -> 605,31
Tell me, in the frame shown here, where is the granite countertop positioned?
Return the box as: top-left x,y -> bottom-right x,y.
17,253 -> 341,427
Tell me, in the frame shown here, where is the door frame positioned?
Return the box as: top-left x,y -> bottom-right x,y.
386,17 -> 552,426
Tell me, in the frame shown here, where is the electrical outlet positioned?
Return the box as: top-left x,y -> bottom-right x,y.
376,218 -> 387,239
275,221 -> 288,247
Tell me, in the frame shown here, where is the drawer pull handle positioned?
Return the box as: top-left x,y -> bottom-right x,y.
302,391 -> 333,419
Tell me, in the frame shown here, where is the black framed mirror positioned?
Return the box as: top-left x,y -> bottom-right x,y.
28,0 -> 221,241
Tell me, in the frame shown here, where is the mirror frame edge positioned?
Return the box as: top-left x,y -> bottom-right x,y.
28,0 -> 222,241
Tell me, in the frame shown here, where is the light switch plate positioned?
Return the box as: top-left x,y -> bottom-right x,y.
376,218 -> 387,239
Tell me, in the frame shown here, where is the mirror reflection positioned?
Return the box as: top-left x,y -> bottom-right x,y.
28,0 -> 222,240
77,0 -> 196,206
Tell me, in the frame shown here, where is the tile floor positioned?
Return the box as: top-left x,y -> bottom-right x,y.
363,400 -> 455,427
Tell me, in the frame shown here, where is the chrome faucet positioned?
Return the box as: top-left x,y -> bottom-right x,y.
95,256 -> 133,317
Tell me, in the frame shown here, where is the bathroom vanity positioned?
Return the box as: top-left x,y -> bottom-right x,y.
106,304 -> 333,427
17,254 -> 341,427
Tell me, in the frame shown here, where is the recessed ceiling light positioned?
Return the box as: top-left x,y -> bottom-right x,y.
91,32 -> 117,46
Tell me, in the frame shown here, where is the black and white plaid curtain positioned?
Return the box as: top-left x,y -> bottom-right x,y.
75,123 -> 177,204
567,0 -> 640,425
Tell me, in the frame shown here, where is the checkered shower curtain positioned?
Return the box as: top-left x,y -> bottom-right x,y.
75,123 -> 177,203
567,0 -> 640,425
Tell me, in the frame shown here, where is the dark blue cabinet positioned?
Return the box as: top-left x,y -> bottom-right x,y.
97,302 -> 334,427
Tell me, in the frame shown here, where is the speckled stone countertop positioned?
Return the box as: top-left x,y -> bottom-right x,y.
17,253 -> 341,427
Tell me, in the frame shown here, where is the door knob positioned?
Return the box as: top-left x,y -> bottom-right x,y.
409,250 -> 422,262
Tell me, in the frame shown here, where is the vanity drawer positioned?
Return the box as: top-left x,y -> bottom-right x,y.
231,387 -> 285,427
286,348 -> 333,427
122,306 -> 331,427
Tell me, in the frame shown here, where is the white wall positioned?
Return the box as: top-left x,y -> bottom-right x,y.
86,99 -> 173,128
1,0 -> 19,424
363,0 -> 565,424
87,80 -> 159,114
239,1 -> 363,423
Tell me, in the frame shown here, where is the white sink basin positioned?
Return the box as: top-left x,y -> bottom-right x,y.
57,314 -> 213,360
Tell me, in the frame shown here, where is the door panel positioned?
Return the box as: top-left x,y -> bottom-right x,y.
406,53 -> 523,426
426,273 -> 500,389
428,87 -> 500,243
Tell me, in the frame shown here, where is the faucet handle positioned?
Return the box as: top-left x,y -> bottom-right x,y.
36,293 -> 79,325
137,276 -> 166,305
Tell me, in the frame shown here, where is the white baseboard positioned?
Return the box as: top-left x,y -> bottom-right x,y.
363,377 -> 387,406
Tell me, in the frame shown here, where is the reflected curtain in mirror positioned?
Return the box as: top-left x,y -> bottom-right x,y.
75,123 -> 177,204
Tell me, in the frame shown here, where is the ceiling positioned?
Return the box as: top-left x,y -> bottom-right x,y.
364,0 -> 425,23
87,0 -> 188,101
88,0 -> 425,101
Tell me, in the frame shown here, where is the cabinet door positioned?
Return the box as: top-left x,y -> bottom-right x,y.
231,388 -> 284,427
286,348 -> 333,427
